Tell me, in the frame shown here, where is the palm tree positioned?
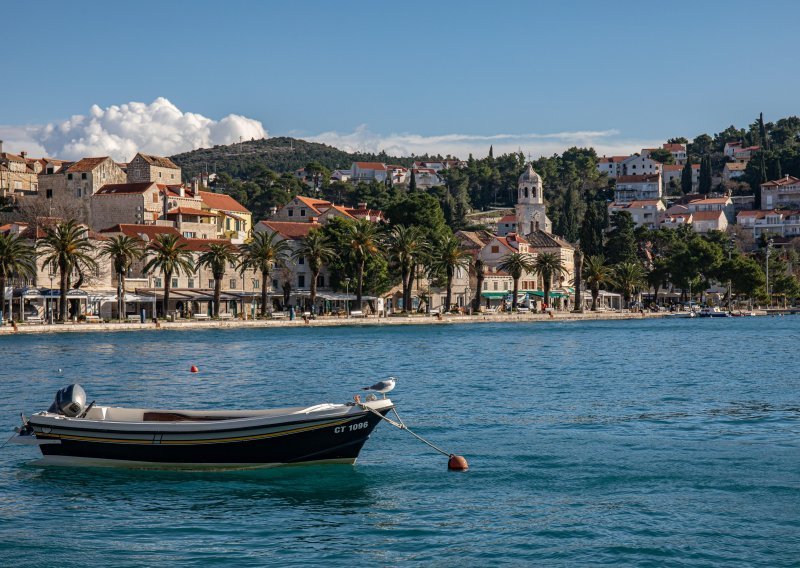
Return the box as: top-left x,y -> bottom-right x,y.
142,234 -> 194,317
428,234 -> 471,312
344,219 -> 382,309
37,220 -> 98,321
239,231 -> 291,316
613,261 -> 646,307
386,225 -> 427,313
531,252 -> 566,311
100,235 -> 144,322
498,252 -> 534,311
472,257 -> 485,313
583,254 -> 613,311
0,233 -> 37,321
293,228 -> 335,312
197,243 -> 239,317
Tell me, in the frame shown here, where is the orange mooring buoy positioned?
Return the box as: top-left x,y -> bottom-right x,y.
190,365 -> 199,373
448,454 -> 469,471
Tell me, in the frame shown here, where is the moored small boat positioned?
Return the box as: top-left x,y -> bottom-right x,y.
12,384 -> 393,470
698,307 -> 732,318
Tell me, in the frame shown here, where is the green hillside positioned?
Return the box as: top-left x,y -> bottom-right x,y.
170,136 -> 415,179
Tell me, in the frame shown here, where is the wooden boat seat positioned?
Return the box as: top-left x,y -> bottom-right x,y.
142,411 -> 233,422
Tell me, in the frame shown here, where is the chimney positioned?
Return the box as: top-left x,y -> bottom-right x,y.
310,216 -> 319,223
20,151 -> 26,159
0,140 -> 3,153
269,206 -> 277,216
358,202 -> 367,210
179,185 -> 185,197
191,179 -> 199,195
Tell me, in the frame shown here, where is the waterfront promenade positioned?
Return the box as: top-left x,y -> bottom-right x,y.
0,310 -> 677,335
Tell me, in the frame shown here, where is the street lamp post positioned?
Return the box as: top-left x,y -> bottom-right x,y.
343,278 -> 351,318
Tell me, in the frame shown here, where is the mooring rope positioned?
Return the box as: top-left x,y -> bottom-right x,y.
358,403 -> 451,457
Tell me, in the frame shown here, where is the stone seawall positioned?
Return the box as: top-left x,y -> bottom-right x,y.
0,311 -> 677,336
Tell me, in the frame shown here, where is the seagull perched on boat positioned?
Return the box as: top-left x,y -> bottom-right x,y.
361,377 -> 397,398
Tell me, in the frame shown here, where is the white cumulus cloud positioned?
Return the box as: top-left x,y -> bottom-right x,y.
307,124 -> 661,160
0,97 -> 267,161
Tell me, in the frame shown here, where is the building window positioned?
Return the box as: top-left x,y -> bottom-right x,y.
300,209 -> 306,217
171,174 -> 175,179
153,193 -> 159,203
298,274 -> 305,288
288,209 -> 294,217
188,278 -> 195,288
46,189 -> 53,199
230,278 -> 237,289
483,282 -> 488,290
272,279 -> 278,289
208,280 -> 215,288
298,257 -> 304,264
253,279 -> 260,289
154,277 -> 162,288
159,171 -> 162,178
493,281 -> 498,291
317,274 -> 324,287
67,173 -> 73,180
504,282 -> 509,290
172,278 -> 178,288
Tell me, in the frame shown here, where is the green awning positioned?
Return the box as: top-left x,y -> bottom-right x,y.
481,291 -> 509,299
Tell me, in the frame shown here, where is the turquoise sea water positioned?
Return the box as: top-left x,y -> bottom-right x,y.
0,318 -> 798,566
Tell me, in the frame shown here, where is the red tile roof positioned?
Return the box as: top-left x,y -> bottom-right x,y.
499,215 -> 517,223
691,210 -> 726,222
662,143 -> 686,152
294,195 -> 332,214
95,182 -> 157,195
200,191 -> 250,213
598,156 -> 629,163
689,197 -> 731,205
662,164 -> 684,172
99,224 -> 181,240
180,238 -> 235,252
761,175 -> 800,188
135,153 -> 180,169
259,220 -> 321,240
66,157 -> 111,173
354,162 -> 387,171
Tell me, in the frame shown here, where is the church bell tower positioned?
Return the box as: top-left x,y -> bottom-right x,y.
515,163 -> 552,234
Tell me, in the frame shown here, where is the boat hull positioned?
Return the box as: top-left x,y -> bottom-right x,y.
29,405 -> 391,470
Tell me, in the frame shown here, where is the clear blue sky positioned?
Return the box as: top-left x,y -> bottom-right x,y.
2,0 -> 798,157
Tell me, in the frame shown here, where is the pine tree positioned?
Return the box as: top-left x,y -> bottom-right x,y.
409,169 -> 417,192
681,161 -> 693,194
605,211 -> 637,265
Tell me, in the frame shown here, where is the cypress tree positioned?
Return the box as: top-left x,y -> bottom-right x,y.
488,145 -> 494,160
409,169 -> 417,192
681,161 -> 693,194
579,201 -> 604,257
699,155 -> 712,194
759,112 -> 769,151
605,211 -> 637,265
759,151 -> 768,182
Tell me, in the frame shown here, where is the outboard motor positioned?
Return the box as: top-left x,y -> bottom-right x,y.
48,384 -> 87,417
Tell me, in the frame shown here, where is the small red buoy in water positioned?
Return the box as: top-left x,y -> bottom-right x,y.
448,454 -> 469,471
190,365 -> 199,373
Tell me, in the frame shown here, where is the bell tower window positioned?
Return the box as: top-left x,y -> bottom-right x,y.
524,187 -> 529,199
